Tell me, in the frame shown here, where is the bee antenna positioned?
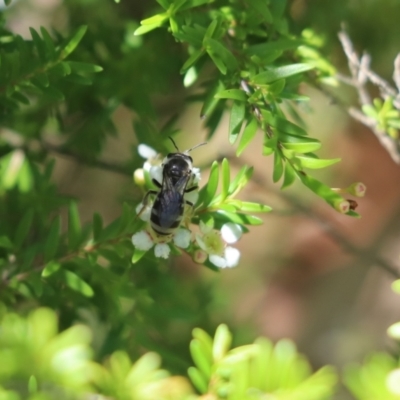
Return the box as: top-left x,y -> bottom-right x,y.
186,141 -> 207,153
168,136 -> 180,152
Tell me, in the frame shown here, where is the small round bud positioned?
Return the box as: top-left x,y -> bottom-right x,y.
346,182 -> 367,197
386,369 -> 400,395
334,199 -> 350,214
133,168 -> 145,186
193,249 -> 208,264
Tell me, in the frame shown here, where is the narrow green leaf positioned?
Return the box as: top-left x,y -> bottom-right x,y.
239,202 -> 272,213
229,101 -> 246,144
248,0 -> 273,23
273,151 -> 283,182
156,0 -> 170,8
204,37 -> 238,71
228,166 -> 253,196
132,249 -> 147,263
215,210 -> 263,225
280,134 -> 321,153
206,50 -> 227,74
62,270 -> 94,297
29,27 -> 46,62
68,202 -> 81,250
200,80 -> 224,118
15,209 -> 34,248
66,61 -> 103,73
215,89 -> 247,101
281,162 -> 296,189
221,158 -> 230,201
192,328 -> 213,357
252,63 -> 314,84
41,261 -> 61,277
180,49 -> 205,73
40,26 -> 57,60
188,367 -> 208,393
190,339 -> 212,378
92,212 -> 103,241
0,235 -> 13,249
61,25 -> 87,58
42,86 -> 65,101
43,216 -> 61,262
213,324 -> 232,362
203,19 -> 218,40
140,13 -> 168,26
237,118 -> 258,156
296,155 -> 341,169
261,110 -> 307,136
200,161 -> 219,206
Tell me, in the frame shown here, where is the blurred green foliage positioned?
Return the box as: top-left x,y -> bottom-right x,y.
0,0 -> 398,399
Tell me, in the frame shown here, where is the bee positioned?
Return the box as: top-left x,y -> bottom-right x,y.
140,138 -> 206,237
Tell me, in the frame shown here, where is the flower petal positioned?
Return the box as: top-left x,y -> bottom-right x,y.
150,165 -> 163,185
138,144 -> 157,160
132,231 -> 153,251
184,190 -> 199,205
135,203 -> 152,222
173,229 -> 191,249
209,254 -> 227,268
154,243 -> 171,259
224,246 -> 240,268
221,223 -> 242,244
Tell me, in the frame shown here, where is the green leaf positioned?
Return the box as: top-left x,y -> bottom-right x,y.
188,367 -> 208,393
199,161 -> 219,206
134,24 -> 160,36
282,162 -> 296,189
68,202 -> 82,250
213,324 -> 232,362
229,101 -> 246,144
203,38 -> 238,71
132,249 -> 147,263
0,235 -> 13,249
61,25 -> 87,58
206,50 -> 227,75
15,209 -> 34,248
181,49 -> 204,73
66,61 -> 103,73
261,110 -> 308,136
29,27 -> 46,62
40,26 -> 57,60
5,0 -> 13,5
92,212 -> 103,241
252,63 -> 314,84
41,261 -> 61,277
221,158 -> 230,201
280,133 -> 321,153
248,0 -> 273,23
237,117 -> 258,156
44,216 -> 61,262
273,151 -> 284,182
215,210 -> 263,225
200,80 -> 225,118
190,339 -> 212,379
140,13 -> 168,26
203,19 -> 218,40
296,155 -> 341,169
214,89 -> 247,101
62,270 -> 94,297
228,165 -> 253,196
239,202 -> 272,213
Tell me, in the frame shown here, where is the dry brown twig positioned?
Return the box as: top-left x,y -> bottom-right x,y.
337,27 -> 400,164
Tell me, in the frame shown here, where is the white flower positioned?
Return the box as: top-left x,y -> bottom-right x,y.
195,222 -> 241,268
149,164 -> 163,184
131,228 -> 191,258
135,203 -> 152,222
131,231 -> 153,251
138,144 -> 157,160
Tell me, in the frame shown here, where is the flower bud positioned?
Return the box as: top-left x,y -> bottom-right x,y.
333,199 -> 350,214
193,249 -> 208,264
346,182 -> 367,197
133,168 -> 145,186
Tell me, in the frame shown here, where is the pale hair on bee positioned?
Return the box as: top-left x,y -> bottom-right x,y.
138,137 -> 206,238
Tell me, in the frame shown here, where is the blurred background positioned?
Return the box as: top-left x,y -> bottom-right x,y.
2,0 -> 400,398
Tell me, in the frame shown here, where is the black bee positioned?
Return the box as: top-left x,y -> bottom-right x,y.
140,138 -> 206,237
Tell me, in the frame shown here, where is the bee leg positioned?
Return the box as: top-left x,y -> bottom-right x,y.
136,190 -> 158,220
152,179 -> 162,188
184,185 -> 198,193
